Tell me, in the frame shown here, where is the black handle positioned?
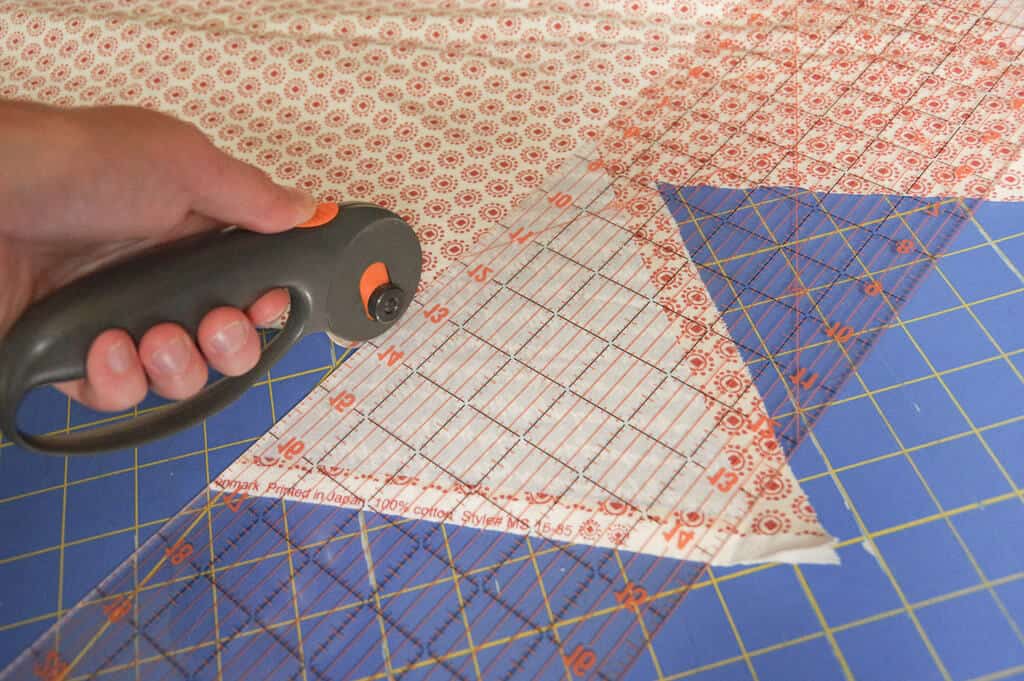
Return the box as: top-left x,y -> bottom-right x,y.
0,202 -> 421,455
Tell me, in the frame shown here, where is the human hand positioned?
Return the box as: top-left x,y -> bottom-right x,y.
0,99 -> 316,412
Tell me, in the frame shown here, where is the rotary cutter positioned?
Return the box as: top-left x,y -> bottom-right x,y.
0,202 -> 422,456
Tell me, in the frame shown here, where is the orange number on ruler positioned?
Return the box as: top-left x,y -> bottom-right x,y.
1012,98 -> 1024,111
663,521 -> 695,550
863,280 -> 883,296
824,321 -> 855,343
508,227 -> 535,244
329,391 -> 356,413
102,595 -> 132,623
981,131 -> 1000,143
954,165 -> 973,179
33,651 -> 68,681
708,468 -> 739,492
790,367 -> 818,390
747,414 -> 779,436
468,265 -> 492,282
165,540 -> 194,566
278,437 -> 305,460
623,125 -> 640,138
548,192 -> 572,208
895,239 -> 914,254
615,582 -> 648,608
377,346 -> 403,367
587,159 -> 605,171
224,489 -> 248,513
423,304 -> 449,323
563,644 -> 597,677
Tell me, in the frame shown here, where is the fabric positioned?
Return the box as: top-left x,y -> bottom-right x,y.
3,0 -> 1020,565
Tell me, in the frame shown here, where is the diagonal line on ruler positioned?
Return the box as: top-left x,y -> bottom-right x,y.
357,510 -> 396,680
439,524 -> 483,681
200,417 -> 225,680
54,400 -> 70,655
281,499 -> 311,681
523,535 -> 573,681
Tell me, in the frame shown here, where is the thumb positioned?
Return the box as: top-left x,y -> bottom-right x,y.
188,145 -> 317,233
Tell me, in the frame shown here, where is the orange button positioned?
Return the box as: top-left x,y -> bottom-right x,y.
296,202 -> 340,228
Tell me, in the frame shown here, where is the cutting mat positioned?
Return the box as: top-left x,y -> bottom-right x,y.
1,187 -> 1021,681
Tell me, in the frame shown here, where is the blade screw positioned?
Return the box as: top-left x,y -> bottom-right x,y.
367,284 -> 405,323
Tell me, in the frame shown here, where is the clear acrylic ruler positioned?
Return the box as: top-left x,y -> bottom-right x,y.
5,1 -> 1022,680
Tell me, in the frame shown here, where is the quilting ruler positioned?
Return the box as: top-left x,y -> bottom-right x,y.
5,1 -> 1023,680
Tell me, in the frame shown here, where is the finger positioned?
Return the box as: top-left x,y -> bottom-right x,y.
187,139 -> 317,233
196,307 -> 261,377
170,211 -> 224,239
52,329 -> 148,412
138,323 -> 209,400
247,288 -> 291,328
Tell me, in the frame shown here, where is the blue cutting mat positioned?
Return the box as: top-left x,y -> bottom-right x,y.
1,192 -> 1022,681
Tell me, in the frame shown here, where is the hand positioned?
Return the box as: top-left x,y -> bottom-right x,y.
0,99 -> 317,412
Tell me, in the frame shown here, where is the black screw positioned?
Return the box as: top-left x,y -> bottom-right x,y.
367,284 -> 405,323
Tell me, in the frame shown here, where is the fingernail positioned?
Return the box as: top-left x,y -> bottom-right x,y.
150,337 -> 191,376
265,305 -> 290,329
210,320 -> 249,354
286,187 -> 317,220
107,341 -> 134,375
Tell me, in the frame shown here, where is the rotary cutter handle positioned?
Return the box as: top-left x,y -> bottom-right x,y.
0,202 -> 422,456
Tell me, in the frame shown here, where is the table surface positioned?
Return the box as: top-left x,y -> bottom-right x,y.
1,191 -> 1022,681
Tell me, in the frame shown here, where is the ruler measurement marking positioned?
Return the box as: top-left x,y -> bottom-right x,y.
610,550 -> 664,680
